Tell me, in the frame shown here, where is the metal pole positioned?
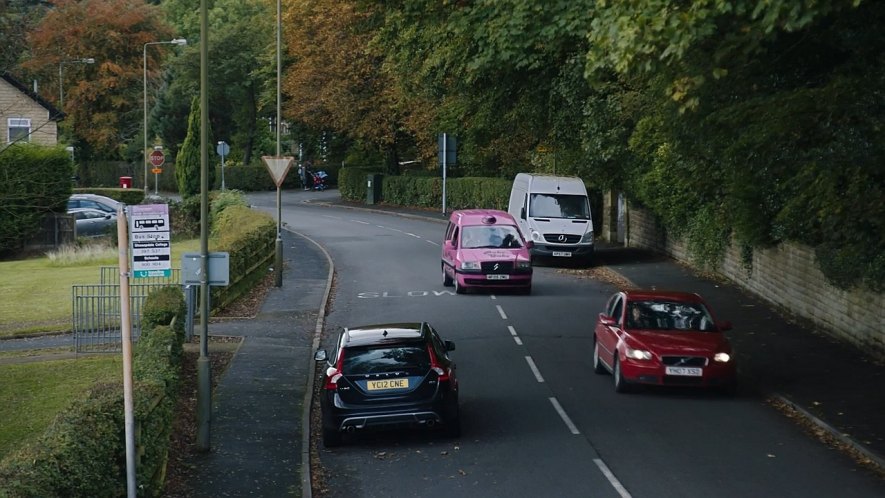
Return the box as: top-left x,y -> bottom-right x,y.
442,133 -> 447,215
116,208 -> 137,497
273,0 -> 283,288
58,63 -> 64,109
197,0 -> 212,452
220,153 -> 224,190
143,45 -> 149,194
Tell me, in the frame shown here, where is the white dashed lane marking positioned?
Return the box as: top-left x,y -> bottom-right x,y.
525,356 -> 544,383
549,397 -> 580,435
594,459 -> 632,498
496,305 -> 507,320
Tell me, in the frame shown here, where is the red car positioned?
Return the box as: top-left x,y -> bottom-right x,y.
593,290 -> 736,393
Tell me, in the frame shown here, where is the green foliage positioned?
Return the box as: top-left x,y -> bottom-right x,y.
141,286 -> 186,337
0,286 -> 185,497
376,176 -> 512,211
0,144 -> 72,256
175,97 -> 216,199
338,167 -> 383,201
73,187 -> 144,206
168,196 -> 201,240
210,205 -> 276,310
210,189 -> 249,222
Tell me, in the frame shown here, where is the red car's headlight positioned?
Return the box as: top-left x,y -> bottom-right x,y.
713,352 -> 731,363
625,347 -> 652,360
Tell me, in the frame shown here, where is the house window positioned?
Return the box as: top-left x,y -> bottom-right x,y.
8,118 -> 31,143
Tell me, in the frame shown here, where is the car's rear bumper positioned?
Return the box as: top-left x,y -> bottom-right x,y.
322,392 -> 456,432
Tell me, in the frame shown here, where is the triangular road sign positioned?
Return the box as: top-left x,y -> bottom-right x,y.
262,156 -> 295,187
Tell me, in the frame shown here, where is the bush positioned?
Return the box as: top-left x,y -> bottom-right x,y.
0,144 -> 72,256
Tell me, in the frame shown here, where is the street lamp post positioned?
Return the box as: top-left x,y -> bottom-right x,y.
143,38 -> 187,194
58,57 -> 95,110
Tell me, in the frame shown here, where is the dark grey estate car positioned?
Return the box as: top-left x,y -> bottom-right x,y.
315,322 -> 460,447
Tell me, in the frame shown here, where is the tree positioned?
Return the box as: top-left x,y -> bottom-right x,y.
282,0 -> 409,174
176,97 -> 215,198
22,0 -> 175,157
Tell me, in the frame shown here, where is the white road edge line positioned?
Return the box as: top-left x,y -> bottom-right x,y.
405,232 -> 420,238
496,305 -> 507,320
425,240 -> 439,246
525,356 -> 544,382
593,459 -> 632,498
352,220 -> 370,224
507,325 -> 517,336
548,397 -> 580,435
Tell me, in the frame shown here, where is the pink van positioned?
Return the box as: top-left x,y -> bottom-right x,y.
441,209 -> 533,294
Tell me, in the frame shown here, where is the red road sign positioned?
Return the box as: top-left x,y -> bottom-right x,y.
149,150 -> 165,167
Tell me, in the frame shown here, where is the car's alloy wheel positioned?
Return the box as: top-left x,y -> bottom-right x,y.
593,340 -> 606,374
613,358 -> 630,393
442,264 -> 453,287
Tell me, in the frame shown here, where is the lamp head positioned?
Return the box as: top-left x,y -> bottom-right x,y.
171,38 -> 187,46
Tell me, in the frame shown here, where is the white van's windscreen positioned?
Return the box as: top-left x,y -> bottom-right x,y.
529,194 -> 590,219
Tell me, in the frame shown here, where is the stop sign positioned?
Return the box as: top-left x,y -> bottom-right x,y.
149,150 -> 165,167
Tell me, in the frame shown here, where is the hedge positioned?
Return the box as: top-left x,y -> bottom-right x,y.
0,289 -> 186,497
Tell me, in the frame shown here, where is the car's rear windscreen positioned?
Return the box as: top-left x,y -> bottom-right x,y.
342,345 -> 430,375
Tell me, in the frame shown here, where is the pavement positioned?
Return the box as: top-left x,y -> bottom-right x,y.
2,188 -> 883,497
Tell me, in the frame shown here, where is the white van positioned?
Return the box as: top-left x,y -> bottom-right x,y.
507,173 -> 594,265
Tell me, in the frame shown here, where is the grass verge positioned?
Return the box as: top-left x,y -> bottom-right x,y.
0,238 -> 201,338
0,355 -> 122,460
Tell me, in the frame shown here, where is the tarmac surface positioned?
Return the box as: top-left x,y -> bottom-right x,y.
2,188 -> 883,497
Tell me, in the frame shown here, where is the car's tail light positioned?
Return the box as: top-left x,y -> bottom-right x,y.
324,350 -> 345,390
427,345 -> 450,382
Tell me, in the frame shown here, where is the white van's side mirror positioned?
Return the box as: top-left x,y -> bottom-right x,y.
520,207 -> 526,219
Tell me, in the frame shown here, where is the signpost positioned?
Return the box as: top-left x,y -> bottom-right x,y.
217,141 -> 229,190
438,133 -> 456,215
129,204 -> 171,279
149,149 -> 165,196
262,155 -> 294,287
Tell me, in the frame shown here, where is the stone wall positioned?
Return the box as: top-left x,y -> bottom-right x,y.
605,195 -> 884,357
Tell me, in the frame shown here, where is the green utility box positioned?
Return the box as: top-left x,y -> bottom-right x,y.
366,174 -> 383,205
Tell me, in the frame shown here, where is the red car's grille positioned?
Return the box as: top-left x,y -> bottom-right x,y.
661,356 -> 707,367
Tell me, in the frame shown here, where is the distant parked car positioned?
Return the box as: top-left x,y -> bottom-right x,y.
67,194 -> 121,214
69,208 -> 117,238
314,322 -> 460,447
593,290 -> 737,393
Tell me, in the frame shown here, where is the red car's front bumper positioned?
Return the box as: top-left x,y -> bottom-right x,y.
619,357 -> 736,387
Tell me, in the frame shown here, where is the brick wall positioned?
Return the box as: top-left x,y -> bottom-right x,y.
0,78 -> 58,147
614,198 -> 884,357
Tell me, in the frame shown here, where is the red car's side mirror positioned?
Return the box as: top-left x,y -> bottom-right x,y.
525,240 -> 534,250
598,313 -> 617,327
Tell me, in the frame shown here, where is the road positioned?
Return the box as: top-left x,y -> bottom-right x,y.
249,191 -> 884,498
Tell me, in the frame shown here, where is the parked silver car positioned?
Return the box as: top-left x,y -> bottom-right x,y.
69,208 -> 117,238
67,194 -> 121,214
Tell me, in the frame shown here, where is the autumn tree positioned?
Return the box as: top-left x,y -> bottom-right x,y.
282,0 -> 410,174
22,0 -> 175,157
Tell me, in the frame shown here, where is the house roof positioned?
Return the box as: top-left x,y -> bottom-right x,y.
1,71 -> 65,121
